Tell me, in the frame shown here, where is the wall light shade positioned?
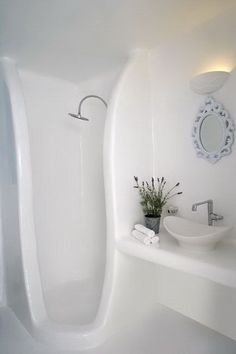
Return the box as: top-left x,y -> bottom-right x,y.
190,71 -> 230,95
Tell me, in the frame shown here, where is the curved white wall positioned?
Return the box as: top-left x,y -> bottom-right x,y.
99,52 -> 158,335
19,69 -> 110,325
0,58 -> 46,330
4,27 -> 236,344
0,53 -> 158,349
106,51 -> 154,240
0,58 -> 120,349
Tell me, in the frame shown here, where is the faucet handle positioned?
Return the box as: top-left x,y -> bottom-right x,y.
210,212 -> 223,222
167,205 -> 178,216
191,199 -> 221,225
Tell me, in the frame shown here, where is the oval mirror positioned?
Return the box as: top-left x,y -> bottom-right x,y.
200,114 -> 224,153
192,97 -> 234,164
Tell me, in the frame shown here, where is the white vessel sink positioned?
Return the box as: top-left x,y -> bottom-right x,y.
163,216 -> 232,252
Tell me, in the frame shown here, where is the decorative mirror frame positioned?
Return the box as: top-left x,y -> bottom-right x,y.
192,97 -> 234,164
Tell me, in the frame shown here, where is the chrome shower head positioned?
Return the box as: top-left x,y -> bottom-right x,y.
68,95 -> 107,122
68,113 -> 89,121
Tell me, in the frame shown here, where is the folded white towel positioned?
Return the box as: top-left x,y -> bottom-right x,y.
132,230 -> 152,245
134,224 -> 155,237
150,236 -> 160,244
132,230 -> 160,245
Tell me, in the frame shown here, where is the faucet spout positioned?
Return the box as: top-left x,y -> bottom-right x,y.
192,199 -> 213,212
191,199 -> 222,226
192,204 -> 197,211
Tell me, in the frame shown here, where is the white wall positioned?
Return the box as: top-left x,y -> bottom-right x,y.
0,59 -> 41,329
0,79 -> 18,307
0,207 -> 4,305
2,3 -> 236,340
147,7 -> 236,340
97,53 -> 159,336
107,51 -> 154,239
19,69 -> 117,324
101,41 -> 236,340
150,8 -> 236,227
20,71 -> 81,291
154,264 -> 236,341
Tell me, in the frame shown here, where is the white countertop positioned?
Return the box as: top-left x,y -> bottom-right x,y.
116,228 -> 236,289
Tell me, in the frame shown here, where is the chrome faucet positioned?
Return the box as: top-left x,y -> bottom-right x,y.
192,199 -> 223,226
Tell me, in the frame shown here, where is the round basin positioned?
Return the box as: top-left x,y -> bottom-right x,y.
163,216 -> 232,253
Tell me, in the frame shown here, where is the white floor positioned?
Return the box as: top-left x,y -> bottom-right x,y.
1,306 -> 236,354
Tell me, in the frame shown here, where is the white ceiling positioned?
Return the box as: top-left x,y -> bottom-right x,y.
0,0 -> 235,83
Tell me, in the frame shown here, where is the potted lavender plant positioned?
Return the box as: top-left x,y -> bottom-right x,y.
134,176 -> 182,234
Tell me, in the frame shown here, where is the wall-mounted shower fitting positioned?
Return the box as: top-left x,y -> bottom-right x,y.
68,94 -> 107,121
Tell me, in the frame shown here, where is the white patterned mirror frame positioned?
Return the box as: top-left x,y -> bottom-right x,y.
192,97 -> 234,164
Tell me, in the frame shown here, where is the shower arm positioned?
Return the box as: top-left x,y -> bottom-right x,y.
77,95 -> 107,116
68,94 -> 107,121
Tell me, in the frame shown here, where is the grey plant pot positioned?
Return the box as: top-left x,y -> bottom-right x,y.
145,215 -> 161,234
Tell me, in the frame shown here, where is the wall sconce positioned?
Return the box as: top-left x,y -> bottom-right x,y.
190,71 -> 230,95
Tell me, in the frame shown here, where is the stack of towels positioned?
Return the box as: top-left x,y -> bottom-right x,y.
131,224 -> 160,245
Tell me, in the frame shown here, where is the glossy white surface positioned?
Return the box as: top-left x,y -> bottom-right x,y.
163,216 -> 231,252
105,50 -> 153,240
0,57 -> 47,328
150,8 -> 236,228
0,53 -> 160,350
20,69 -> 108,326
117,228 -> 236,288
1,1 -> 235,82
190,71 -> 230,94
148,10 -> 236,340
1,4 -> 236,349
0,57 -> 113,350
1,306 -> 236,354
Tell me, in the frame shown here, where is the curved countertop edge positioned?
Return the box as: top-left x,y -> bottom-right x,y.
116,229 -> 236,289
